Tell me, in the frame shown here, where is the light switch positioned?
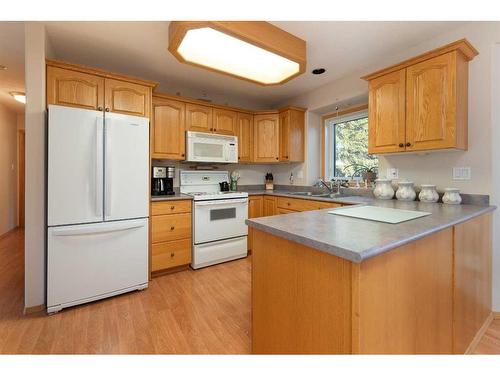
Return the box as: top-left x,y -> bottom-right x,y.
387,168 -> 399,179
453,167 -> 471,180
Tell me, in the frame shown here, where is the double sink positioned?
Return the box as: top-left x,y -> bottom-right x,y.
286,191 -> 348,199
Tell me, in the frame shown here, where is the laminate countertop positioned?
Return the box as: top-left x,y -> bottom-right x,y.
246,198 -> 496,263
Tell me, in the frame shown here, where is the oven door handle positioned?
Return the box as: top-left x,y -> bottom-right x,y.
195,198 -> 248,207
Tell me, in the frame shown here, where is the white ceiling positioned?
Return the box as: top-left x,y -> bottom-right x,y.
1,21 -> 468,113
0,22 -> 25,113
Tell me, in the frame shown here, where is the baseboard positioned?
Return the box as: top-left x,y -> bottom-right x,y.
151,264 -> 190,278
24,304 -> 45,315
465,312 -> 494,354
0,227 -> 18,241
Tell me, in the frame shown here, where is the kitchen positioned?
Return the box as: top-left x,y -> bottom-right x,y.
1,6 -> 500,370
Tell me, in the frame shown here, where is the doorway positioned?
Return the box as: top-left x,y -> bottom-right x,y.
18,129 -> 25,228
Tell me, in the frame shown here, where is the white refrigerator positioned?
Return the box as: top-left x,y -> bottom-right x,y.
47,105 -> 149,314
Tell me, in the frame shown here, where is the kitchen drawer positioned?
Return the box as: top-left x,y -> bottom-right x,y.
151,200 -> 192,215
151,238 -> 192,272
151,213 -> 192,243
316,201 -> 342,209
276,207 -> 298,215
276,197 -> 321,212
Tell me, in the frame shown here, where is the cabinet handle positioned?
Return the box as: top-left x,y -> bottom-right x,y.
97,106 -> 103,111
105,108 -> 110,112
286,156 -> 289,159
287,202 -> 291,206
170,252 -> 175,258
181,153 -> 185,157
170,206 -> 175,210
276,157 -> 279,160
170,226 -> 175,231
399,143 -> 404,148
406,142 -> 411,147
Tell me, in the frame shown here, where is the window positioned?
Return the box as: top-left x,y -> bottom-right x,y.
323,110 -> 378,180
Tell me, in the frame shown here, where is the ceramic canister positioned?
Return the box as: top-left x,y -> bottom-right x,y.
442,188 -> 462,205
396,181 -> 416,201
418,184 -> 439,203
373,179 -> 394,200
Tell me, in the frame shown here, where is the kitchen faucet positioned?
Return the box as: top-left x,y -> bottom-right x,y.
316,178 -> 341,194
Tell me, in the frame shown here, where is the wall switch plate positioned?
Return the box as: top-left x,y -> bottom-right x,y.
387,168 -> 399,179
453,167 -> 471,180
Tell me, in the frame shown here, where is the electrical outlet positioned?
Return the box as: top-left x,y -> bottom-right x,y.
387,168 -> 399,179
453,167 -> 471,180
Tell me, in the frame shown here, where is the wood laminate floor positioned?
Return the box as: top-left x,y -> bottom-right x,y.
0,228 -> 499,354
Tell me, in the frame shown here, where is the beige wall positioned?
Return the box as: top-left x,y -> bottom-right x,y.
0,103 -> 18,236
24,22 -> 48,309
282,21 -> 500,311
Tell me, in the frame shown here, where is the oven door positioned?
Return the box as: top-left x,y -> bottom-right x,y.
194,198 -> 248,244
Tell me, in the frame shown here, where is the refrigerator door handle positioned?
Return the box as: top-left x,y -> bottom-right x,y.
95,116 -> 103,217
104,117 -> 112,218
51,221 -> 146,237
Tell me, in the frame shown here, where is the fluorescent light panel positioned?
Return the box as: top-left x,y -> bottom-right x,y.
177,27 -> 300,84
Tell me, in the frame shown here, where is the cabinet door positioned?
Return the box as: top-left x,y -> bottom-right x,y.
254,114 -> 280,163
47,66 -> 104,111
368,69 -> 406,154
263,196 -> 276,216
237,113 -> 253,162
279,111 -> 290,161
104,78 -> 151,118
247,196 -> 263,252
406,52 -> 456,152
186,103 -> 213,133
151,99 -> 186,160
213,108 -> 237,135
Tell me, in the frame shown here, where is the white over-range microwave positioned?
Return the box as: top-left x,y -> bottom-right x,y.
186,131 -> 238,163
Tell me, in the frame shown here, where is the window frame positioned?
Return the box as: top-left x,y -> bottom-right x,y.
320,104 -> 370,180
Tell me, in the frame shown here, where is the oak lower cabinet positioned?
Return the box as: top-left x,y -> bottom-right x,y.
150,200 -> 192,275
46,60 -> 156,117
263,196 -> 277,216
247,196 -> 264,252
253,114 -> 280,162
213,108 -> 237,135
363,39 -> 477,154
151,96 -> 186,160
185,103 -> 213,133
279,108 -> 305,162
237,113 -> 253,162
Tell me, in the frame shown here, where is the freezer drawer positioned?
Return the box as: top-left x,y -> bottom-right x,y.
47,218 -> 148,312
192,236 -> 247,269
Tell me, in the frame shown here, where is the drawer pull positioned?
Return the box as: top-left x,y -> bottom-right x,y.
170,226 -> 175,230
170,206 -> 175,210
171,252 -> 175,258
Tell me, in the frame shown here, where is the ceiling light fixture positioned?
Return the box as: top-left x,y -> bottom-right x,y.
168,21 -> 306,86
10,91 -> 26,104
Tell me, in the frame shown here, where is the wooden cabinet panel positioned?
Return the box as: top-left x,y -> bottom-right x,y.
151,99 -> 186,160
151,238 -> 192,272
186,103 -> 213,133
276,207 -> 297,215
213,108 -> 237,135
279,109 -> 305,162
151,200 -> 191,216
47,66 -> 104,110
104,78 -> 151,117
151,213 -> 192,243
254,114 -> 279,163
276,197 -> 330,212
406,52 -> 457,151
263,196 -> 276,216
367,69 -> 406,154
247,196 -> 264,252
237,113 -> 253,162
453,214 -> 492,354
316,201 -> 342,209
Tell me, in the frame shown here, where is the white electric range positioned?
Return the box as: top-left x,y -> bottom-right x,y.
180,170 -> 248,269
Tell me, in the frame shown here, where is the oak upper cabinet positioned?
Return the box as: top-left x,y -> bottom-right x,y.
46,60 -> 157,118
406,52 -> 466,152
185,103 -> 213,133
253,113 -> 280,163
47,66 -> 105,111
363,39 -> 477,154
104,78 -> 151,118
279,108 -> 305,162
237,113 -> 254,162
367,69 -> 406,154
151,97 -> 186,160
213,108 -> 238,135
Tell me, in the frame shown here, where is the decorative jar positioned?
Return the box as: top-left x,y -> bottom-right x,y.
442,188 -> 462,205
396,181 -> 416,201
373,179 -> 394,200
418,184 -> 439,203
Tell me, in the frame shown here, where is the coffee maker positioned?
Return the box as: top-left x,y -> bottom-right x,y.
151,166 -> 175,196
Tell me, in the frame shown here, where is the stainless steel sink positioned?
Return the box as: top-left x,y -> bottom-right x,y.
288,192 -> 350,199
288,192 -> 313,196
